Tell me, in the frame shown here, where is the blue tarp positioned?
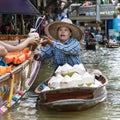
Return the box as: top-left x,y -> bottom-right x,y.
113,17 -> 120,32
0,0 -> 39,15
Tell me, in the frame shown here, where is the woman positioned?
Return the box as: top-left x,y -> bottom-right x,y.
34,18 -> 83,70
85,32 -> 96,50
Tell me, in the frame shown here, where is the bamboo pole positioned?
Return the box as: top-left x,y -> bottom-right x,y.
7,74 -> 15,108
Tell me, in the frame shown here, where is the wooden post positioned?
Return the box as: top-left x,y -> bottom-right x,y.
96,0 -> 101,32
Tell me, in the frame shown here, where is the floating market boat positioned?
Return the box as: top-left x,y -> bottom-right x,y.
106,42 -> 119,48
85,42 -> 96,50
35,64 -> 108,112
0,45 -> 41,115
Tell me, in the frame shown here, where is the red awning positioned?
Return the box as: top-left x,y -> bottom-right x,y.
0,0 -> 40,15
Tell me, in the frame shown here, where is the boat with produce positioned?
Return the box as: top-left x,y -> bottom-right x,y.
106,42 -> 119,48
106,36 -> 119,48
0,44 -> 41,115
35,63 -> 108,111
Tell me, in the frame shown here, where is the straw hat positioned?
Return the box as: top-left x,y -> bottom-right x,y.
44,18 -> 83,41
89,32 -> 95,38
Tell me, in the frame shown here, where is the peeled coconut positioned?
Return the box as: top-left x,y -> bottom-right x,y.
71,73 -> 82,87
69,63 -> 86,75
60,75 -> 73,88
55,66 -> 63,75
60,63 -> 73,76
81,72 -> 95,85
48,75 -> 63,89
28,31 -> 40,42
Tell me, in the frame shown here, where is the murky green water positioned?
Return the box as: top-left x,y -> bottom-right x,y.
1,45 -> 120,120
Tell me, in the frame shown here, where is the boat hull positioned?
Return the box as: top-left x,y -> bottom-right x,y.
35,75 -> 108,111
36,88 -> 107,111
0,49 -> 41,115
106,43 -> 119,48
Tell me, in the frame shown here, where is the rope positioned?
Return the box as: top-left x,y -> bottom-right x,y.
7,73 -> 15,108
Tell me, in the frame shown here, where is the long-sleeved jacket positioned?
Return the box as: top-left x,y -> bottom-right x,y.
39,37 -> 82,69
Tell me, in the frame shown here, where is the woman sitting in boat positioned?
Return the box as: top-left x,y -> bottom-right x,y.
85,32 -> 96,50
0,36 -> 38,66
33,18 -> 83,70
109,35 -> 117,44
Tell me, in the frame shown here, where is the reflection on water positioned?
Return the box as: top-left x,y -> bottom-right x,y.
1,46 -> 120,120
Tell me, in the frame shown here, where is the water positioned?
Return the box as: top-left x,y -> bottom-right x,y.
1,46 -> 120,120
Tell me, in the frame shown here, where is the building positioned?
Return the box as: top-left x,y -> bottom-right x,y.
68,2 -> 120,39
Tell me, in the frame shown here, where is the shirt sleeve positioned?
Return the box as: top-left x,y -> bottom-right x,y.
39,45 -> 53,61
52,38 -> 80,55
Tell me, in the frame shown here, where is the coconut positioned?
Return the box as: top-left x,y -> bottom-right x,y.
60,63 -> 73,76
55,63 -> 73,76
60,75 -> 73,88
28,31 -> 40,43
71,73 -> 83,87
81,72 -> 95,85
69,63 -> 86,75
48,74 -> 63,89
55,66 -> 63,75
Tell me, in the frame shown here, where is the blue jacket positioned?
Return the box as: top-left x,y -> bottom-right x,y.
39,37 -> 82,69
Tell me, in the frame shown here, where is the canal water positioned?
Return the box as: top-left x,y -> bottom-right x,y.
1,45 -> 120,120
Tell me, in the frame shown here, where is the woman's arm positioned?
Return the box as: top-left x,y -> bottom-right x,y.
0,45 -> 8,57
0,36 -> 38,52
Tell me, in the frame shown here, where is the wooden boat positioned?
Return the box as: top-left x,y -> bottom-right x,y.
86,41 -> 96,50
106,42 -> 119,48
0,34 -> 28,41
0,34 -> 28,46
35,71 -> 108,112
0,42 -> 41,115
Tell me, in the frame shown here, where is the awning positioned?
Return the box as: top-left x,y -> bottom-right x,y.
0,0 -> 40,15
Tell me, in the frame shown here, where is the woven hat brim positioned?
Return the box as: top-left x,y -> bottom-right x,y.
44,21 -> 83,41
89,33 -> 95,38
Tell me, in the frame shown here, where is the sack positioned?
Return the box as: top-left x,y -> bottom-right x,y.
4,48 -> 31,64
0,66 -> 11,75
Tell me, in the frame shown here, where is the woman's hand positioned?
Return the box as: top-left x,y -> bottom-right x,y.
27,36 -> 39,46
40,36 -> 53,46
33,52 -> 41,61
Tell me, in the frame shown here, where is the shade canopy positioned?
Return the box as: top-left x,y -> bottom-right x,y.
0,0 -> 40,15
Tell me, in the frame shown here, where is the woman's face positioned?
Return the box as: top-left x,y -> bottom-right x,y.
57,26 -> 72,43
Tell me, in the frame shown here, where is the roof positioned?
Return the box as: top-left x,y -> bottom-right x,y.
0,0 -> 40,15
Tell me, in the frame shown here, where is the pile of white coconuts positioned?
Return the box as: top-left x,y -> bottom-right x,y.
42,63 -> 102,92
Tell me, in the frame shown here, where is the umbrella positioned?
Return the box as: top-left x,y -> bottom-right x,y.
0,0 -> 39,15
